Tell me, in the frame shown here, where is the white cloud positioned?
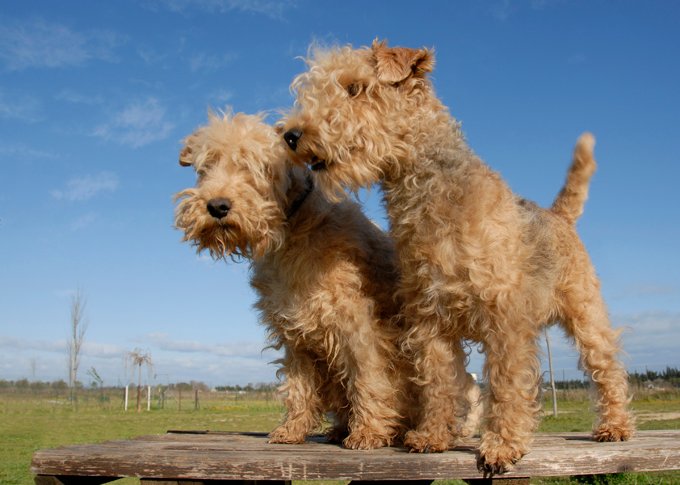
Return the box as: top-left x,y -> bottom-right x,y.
206,89 -> 234,108
5,311 -> 677,386
547,311 -> 680,378
0,89 -> 42,122
0,332 -> 275,385
0,141 -> 56,160
1,336 -> 128,360
466,311 -> 680,382
0,335 -> 65,353
149,0 -> 295,20
149,352 -> 277,386
531,0 -> 567,9
567,54 -> 587,65
137,46 -> 168,66
490,0 -> 513,21
51,172 -> 119,202
55,89 -> 105,106
145,332 -> 273,359
189,51 -> 238,72
83,341 -> 128,359
617,311 -> 680,358
70,212 -> 98,231
0,336 -> 135,384
253,85 -> 293,111
614,284 -> 677,300
93,98 -> 174,148
489,0 -> 565,21
121,333 -> 278,383
0,18 -> 124,71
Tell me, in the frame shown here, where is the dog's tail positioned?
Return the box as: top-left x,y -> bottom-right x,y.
551,133 -> 597,225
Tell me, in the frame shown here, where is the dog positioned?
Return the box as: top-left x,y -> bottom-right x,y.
175,110 -> 482,449
281,40 -> 634,472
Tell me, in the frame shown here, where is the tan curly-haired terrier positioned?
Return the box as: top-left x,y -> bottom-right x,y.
282,40 -> 634,472
174,111 -> 481,449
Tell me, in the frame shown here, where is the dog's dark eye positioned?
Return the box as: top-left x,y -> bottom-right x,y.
346,83 -> 361,97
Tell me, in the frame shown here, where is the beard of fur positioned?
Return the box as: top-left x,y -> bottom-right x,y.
290,58 -> 427,200
174,188 -> 286,260
289,116 -> 392,203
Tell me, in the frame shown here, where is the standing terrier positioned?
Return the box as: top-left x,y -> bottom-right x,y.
175,111 -> 482,449
282,40 -> 634,472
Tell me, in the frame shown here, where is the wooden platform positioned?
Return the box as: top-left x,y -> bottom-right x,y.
31,430 -> 680,484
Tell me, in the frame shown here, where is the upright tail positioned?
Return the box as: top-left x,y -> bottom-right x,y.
551,132 -> 597,225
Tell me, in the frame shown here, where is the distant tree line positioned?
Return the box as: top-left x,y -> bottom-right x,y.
551,379 -> 589,390
167,381 -> 211,392
0,379 -> 278,393
629,366 -> 680,387
0,379 -> 71,390
214,383 -> 278,393
3,368 -> 678,393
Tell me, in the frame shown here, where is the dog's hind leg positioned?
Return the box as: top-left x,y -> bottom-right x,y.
560,259 -> 634,442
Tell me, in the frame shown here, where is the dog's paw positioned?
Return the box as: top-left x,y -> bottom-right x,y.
593,422 -> 634,442
268,425 -> 306,444
404,429 -> 448,453
477,432 -> 525,475
343,431 -> 391,450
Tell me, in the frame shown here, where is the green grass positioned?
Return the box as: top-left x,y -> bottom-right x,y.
1,388 -> 679,485
0,390 -> 283,485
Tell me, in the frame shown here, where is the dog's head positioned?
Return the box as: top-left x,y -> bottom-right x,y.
281,39 -> 436,200
174,111 -> 294,260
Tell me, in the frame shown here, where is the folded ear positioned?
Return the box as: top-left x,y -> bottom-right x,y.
372,39 -> 434,84
179,145 -> 193,166
179,135 -> 197,166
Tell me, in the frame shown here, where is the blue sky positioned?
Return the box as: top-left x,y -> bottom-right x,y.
1,1 -> 679,387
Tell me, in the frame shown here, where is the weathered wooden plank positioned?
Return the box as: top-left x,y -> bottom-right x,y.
31,431 -> 680,482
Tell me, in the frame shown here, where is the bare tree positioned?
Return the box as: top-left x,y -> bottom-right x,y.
126,349 -> 153,412
87,366 -> 104,402
67,289 -> 88,405
87,366 -> 103,388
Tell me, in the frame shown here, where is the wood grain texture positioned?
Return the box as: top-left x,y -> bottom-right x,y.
31,431 -> 680,482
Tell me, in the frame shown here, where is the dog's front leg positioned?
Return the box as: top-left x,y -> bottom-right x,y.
268,345 -> 322,444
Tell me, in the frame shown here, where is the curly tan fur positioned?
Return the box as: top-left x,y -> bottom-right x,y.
282,40 -> 634,471
175,111 -> 481,449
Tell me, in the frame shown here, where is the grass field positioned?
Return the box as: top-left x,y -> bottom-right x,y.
2,387 -> 680,485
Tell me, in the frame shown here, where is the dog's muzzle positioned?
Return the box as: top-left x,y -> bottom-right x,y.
283,129 -> 302,151
207,198 -> 232,220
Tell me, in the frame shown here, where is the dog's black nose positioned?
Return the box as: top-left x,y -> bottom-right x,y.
207,198 -> 232,219
283,129 -> 302,151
